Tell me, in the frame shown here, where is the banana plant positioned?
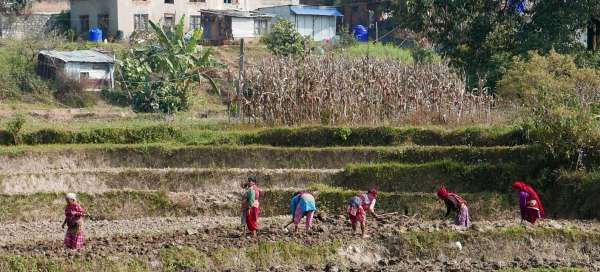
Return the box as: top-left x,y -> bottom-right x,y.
122,15 -> 221,113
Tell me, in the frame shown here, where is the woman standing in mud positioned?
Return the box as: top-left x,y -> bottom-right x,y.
286,191 -> 317,233
436,187 -> 471,228
512,181 -> 544,224
62,193 -> 85,250
241,176 -> 262,236
347,189 -> 379,238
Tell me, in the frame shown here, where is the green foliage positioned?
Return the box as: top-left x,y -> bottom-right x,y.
100,89 -> 130,107
262,19 -> 308,56
335,25 -> 357,48
0,125 -> 526,147
393,0 -> 600,89
497,51 -> 600,102
499,51 -> 600,166
122,16 -> 219,113
52,77 -> 98,108
247,126 -> 525,147
342,43 -> 415,63
340,160 -> 537,193
4,114 -> 26,145
160,247 -> 208,272
21,125 -> 181,145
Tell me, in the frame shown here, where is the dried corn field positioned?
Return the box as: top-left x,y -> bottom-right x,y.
242,56 -> 508,126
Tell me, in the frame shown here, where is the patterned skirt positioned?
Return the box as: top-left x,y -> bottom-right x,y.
64,228 -> 85,250
455,204 -> 471,227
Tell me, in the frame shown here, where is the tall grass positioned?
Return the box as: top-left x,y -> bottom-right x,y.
342,43 -> 414,63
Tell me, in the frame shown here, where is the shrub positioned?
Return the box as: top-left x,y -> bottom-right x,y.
52,76 -> 97,108
4,114 -> 26,144
262,19 -> 308,56
497,50 -> 600,103
121,17 -> 219,113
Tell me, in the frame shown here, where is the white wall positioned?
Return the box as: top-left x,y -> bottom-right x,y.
257,6 -> 338,41
231,17 -> 255,38
65,62 -> 112,80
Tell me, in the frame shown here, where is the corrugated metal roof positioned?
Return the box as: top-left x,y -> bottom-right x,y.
201,9 -> 274,18
39,50 -> 115,63
290,6 -> 343,17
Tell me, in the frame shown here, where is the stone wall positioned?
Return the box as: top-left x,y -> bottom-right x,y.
0,13 -> 68,39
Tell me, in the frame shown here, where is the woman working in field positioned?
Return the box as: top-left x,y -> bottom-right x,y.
241,176 -> 262,237
285,191 -> 317,233
436,187 -> 471,228
62,193 -> 85,250
347,189 -> 379,238
512,181 -> 544,224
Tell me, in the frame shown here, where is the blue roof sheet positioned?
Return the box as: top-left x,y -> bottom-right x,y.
290,6 -> 343,17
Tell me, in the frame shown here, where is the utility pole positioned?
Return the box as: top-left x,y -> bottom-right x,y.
237,38 -> 245,119
375,21 -> 379,43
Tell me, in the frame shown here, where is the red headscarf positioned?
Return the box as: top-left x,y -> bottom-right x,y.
512,181 -> 545,218
367,188 -> 378,198
437,187 -> 449,199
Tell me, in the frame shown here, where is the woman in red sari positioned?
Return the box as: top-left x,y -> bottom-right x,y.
62,193 -> 85,250
241,176 -> 261,236
512,181 -> 544,224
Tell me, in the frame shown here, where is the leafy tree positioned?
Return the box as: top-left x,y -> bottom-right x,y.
393,0 -> 600,90
121,16 -> 219,113
262,19 -> 308,56
500,51 -> 600,167
497,50 -> 600,103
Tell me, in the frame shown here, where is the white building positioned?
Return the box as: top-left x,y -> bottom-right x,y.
257,5 -> 342,41
37,50 -> 116,90
69,0 -> 299,39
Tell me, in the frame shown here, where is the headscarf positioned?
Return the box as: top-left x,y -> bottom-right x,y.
367,188 -> 378,198
437,187 -> 449,199
512,181 -> 545,218
437,186 -> 466,205
65,193 -> 77,201
247,175 -> 257,184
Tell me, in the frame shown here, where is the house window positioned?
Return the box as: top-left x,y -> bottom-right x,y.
80,72 -> 90,81
190,15 -> 202,30
92,63 -> 108,71
165,0 -> 174,3
223,0 -> 231,3
134,14 -> 149,31
190,0 -> 205,2
79,15 -> 89,33
98,14 -> 109,34
163,14 -> 175,31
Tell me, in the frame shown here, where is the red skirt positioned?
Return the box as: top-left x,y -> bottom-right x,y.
246,207 -> 260,231
523,207 -> 541,224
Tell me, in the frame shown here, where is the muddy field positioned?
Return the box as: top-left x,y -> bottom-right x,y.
0,212 -> 598,271
0,143 -> 598,271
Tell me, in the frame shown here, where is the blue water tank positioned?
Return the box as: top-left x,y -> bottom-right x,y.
352,25 -> 368,42
89,27 -> 103,42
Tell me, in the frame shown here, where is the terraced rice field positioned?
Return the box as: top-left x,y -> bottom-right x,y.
0,139 -> 598,271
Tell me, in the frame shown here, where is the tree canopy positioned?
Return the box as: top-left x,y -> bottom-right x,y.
393,0 -> 600,89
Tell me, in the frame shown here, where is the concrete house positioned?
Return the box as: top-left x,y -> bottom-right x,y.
257,5 -> 342,41
69,0 -> 298,39
37,50 -> 116,90
200,9 -> 273,43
